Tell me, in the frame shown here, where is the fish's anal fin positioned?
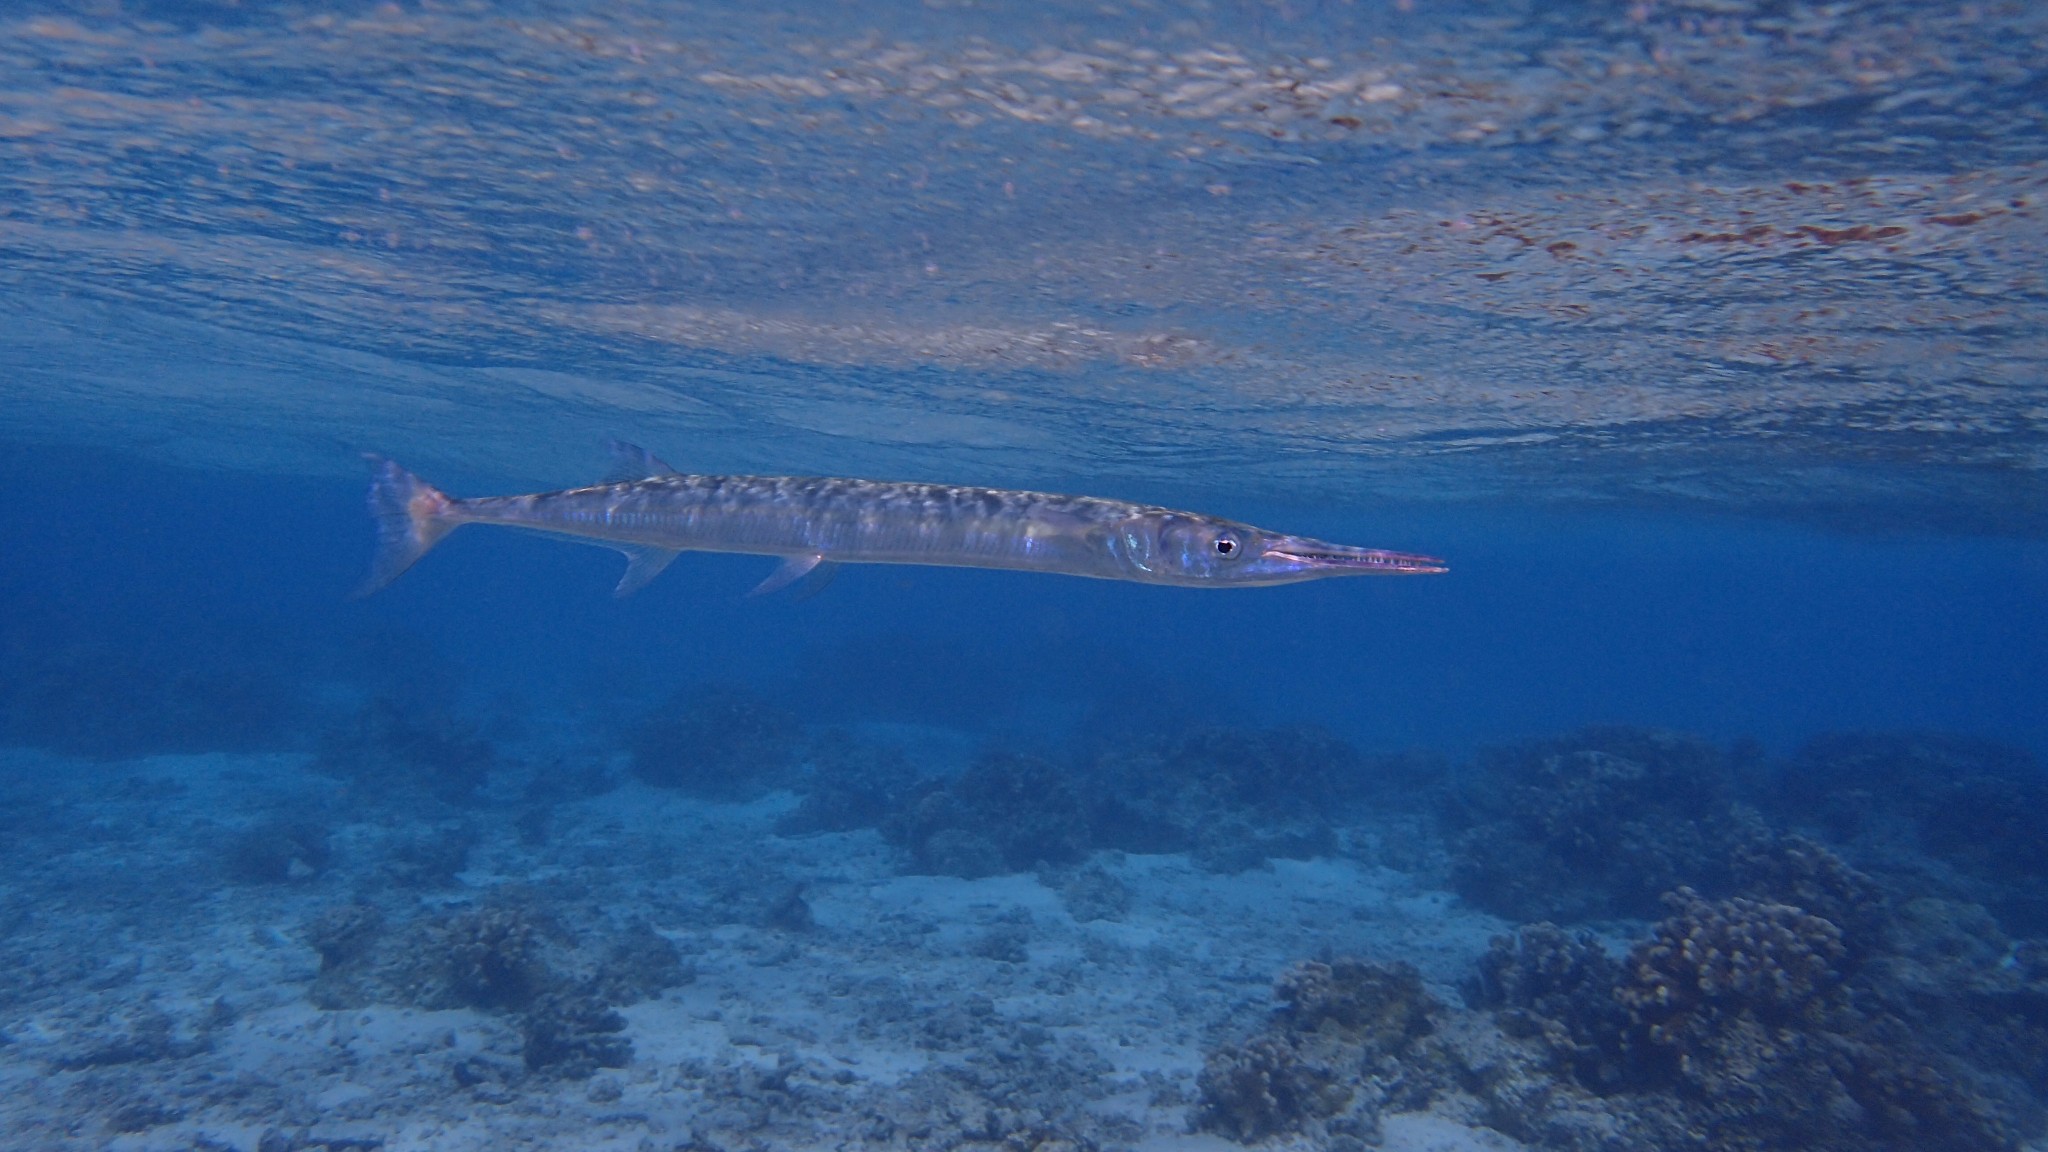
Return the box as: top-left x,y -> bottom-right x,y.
602,439 -> 681,484
613,545 -> 681,597
749,553 -> 830,597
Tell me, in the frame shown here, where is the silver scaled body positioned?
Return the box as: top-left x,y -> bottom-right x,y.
356,445 -> 1446,597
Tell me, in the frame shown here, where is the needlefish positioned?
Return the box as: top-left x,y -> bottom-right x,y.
354,441 -> 1447,598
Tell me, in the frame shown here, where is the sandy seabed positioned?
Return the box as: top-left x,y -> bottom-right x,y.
0,736 -> 1519,1152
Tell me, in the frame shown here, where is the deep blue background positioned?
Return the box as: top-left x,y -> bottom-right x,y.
2,445 -> 2041,762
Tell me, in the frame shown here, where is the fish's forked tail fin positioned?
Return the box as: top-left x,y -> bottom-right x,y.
354,455 -> 460,597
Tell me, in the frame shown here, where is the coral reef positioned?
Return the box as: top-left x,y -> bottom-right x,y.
1194,1034 -> 1350,1142
1141,727 -> 1373,815
872,721 -> 1384,873
886,752 -> 1089,878
378,823 -> 477,889
49,1001 -> 216,1070
1856,899 -> 2048,1134
315,696 -> 497,806
629,684 -> 800,800
301,899 -> 689,1079
1466,889 -> 2021,1152
1276,958 -> 1435,1050
222,818 -> 332,884
587,920 -> 693,1002
1088,726 -> 1360,871
1444,727 -> 1749,922
1466,923 -> 1633,1091
780,723 -> 1389,878
20,706 -> 2048,1152
760,884 -> 816,933
1771,732 -> 2048,934
430,905 -> 552,1011
1051,863 -> 1132,923
777,729 -> 920,836
0,635 -> 303,759
518,991 -> 631,1075
19,707 -> 2048,1150
1727,833 -> 1890,958
1470,925 -> 1618,1021
1615,889 -> 1846,1057
970,919 -> 1033,965
302,903 -> 385,973
1195,959 -> 1441,1144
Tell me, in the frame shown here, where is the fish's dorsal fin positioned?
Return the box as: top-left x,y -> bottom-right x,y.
749,553 -> 836,597
613,544 -> 681,597
602,439 -> 681,484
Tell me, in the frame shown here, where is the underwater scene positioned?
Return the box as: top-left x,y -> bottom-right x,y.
2,0 -> 2047,1149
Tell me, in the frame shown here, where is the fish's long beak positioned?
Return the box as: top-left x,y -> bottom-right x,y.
1263,541 -> 1448,575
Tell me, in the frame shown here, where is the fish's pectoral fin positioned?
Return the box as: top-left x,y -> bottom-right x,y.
612,544 -> 682,597
601,438 -> 681,484
749,553 -> 829,597
790,557 -> 839,602
788,560 -> 840,602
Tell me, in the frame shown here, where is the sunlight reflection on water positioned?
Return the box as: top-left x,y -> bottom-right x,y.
0,0 -> 2042,529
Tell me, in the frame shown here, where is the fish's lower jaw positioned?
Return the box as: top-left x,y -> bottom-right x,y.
1262,549 -> 1448,576
1363,553 -> 1449,575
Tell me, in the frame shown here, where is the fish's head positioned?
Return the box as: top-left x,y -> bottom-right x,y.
1109,513 -> 1447,586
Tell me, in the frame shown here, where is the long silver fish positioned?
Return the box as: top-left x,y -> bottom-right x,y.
356,442 -> 1446,597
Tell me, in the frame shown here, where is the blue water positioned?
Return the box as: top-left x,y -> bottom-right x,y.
3,1 -> 2047,1149
3,448 -> 2042,759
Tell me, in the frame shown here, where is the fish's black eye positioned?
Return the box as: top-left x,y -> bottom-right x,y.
1214,537 -> 1237,557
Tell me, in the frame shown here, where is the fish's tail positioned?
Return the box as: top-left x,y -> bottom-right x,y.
354,455 -> 461,597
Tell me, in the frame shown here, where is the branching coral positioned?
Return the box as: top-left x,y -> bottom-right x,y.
433,905 -> 551,1011
1193,1034 -> 1349,1142
1276,959 -> 1434,1053
1471,925 -> 1618,1015
1468,923 -> 1633,1090
1617,888 -> 1847,1046
519,991 -> 631,1075
1469,889 -> 2018,1152
1196,959 -> 1440,1144
1729,834 -> 1889,958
